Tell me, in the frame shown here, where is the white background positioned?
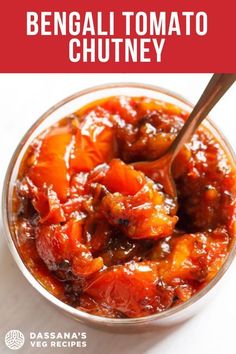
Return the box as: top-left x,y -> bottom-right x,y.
0,74 -> 236,354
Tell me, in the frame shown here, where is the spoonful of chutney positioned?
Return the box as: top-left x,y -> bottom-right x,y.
132,74 -> 236,201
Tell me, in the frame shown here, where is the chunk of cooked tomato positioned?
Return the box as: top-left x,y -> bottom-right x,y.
102,159 -> 145,196
157,227 -> 229,284
32,187 -> 65,224
101,96 -> 138,124
35,219 -> 104,278
28,126 -> 72,202
70,114 -> 116,172
100,163 -> 177,239
84,261 -> 174,317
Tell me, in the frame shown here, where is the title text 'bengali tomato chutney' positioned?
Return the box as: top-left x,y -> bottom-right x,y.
14,96 -> 236,318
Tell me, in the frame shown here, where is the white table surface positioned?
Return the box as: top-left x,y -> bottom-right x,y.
0,74 -> 236,354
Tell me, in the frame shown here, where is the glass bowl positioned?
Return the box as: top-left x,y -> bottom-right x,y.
2,83 -> 236,330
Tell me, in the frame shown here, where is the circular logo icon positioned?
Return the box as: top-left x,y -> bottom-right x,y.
5,330 -> 25,350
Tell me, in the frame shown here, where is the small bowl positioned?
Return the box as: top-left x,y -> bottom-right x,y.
2,83 -> 236,330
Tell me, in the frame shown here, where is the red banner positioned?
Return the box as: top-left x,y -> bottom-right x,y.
0,0 -> 235,72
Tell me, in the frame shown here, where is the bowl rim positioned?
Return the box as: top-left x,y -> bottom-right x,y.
2,81 -> 236,326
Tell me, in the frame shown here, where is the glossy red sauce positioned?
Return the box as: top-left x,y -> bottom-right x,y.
14,96 -> 236,318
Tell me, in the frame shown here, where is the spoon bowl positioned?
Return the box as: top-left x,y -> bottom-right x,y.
133,153 -> 177,199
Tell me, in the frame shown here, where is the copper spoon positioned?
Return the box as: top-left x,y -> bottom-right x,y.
133,74 -> 236,201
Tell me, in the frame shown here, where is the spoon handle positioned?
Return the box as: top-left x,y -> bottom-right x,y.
168,73 -> 236,161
